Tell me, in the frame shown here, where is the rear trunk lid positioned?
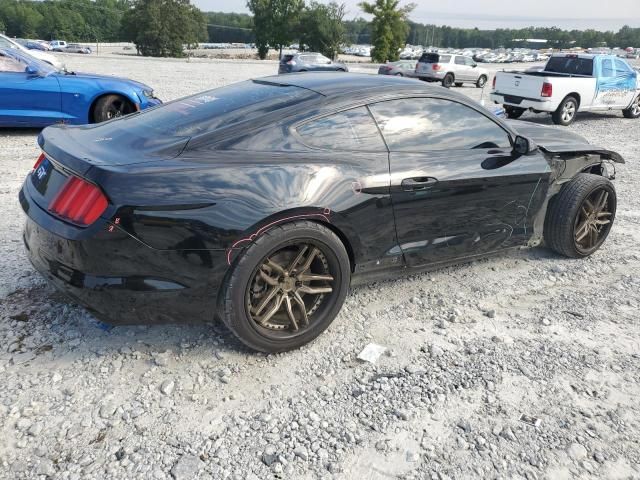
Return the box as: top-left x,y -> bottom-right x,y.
38,123 -> 189,175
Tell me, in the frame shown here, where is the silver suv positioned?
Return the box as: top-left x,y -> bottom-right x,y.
415,53 -> 489,88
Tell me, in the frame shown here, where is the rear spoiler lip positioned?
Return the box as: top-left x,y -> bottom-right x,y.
539,144 -> 625,164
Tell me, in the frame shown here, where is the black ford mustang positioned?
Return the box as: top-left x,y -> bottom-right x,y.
20,73 -> 623,352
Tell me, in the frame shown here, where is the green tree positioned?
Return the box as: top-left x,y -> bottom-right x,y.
358,0 -> 414,62
121,0 -> 206,57
299,2 -> 346,59
247,0 -> 303,59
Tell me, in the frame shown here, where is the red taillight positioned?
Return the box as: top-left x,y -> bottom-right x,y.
286,60 -> 295,65
541,82 -> 553,97
48,176 -> 108,226
33,153 -> 45,171
492,76 -> 496,89
432,64 -> 442,71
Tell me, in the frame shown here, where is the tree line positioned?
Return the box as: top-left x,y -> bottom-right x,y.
1,0 -> 639,59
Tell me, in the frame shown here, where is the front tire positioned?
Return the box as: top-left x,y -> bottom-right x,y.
91,95 -> 134,123
552,96 -> 578,126
476,75 -> 488,88
544,173 -> 616,258
218,221 -> 350,353
622,94 -> 640,119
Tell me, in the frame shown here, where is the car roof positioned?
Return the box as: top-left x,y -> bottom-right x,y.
257,72 -> 465,99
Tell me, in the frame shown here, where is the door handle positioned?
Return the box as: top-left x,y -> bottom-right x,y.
401,177 -> 438,191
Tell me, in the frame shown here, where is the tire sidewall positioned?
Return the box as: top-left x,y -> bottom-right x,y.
443,74 -> 454,88
221,224 -> 350,352
476,75 -> 487,88
555,97 -> 578,126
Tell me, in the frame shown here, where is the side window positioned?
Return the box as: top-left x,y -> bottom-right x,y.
465,57 -> 476,66
296,107 -> 385,151
455,56 -> 465,65
439,55 -> 451,64
601,59 -> 615,78
614,59 -> 632,74
0,53 -> 25,73
369,98 -> 512,151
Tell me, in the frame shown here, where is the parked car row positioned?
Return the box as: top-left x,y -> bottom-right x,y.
0,34 -> 63,69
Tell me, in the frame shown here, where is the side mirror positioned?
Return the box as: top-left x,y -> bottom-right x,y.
514,135 -> 536,155
25,65 -> 39,76
472,64 -> 477,68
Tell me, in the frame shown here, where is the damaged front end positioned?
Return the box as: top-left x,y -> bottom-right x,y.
527,144 -> 625,247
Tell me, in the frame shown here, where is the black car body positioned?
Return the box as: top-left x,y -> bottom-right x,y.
279,53 -> 348,74
20,73 -> 623,351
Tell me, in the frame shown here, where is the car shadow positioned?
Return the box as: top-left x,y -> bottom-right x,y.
4,244 -> 572,364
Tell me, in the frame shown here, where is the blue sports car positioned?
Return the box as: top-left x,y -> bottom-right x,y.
0,48 -> 161,127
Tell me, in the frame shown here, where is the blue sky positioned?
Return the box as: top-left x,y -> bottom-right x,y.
200,0 -> 640,30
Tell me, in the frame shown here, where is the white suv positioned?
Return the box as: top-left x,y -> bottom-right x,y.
415,53 -> 489,88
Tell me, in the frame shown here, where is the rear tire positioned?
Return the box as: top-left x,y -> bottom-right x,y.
218,221 -> 351,353
91,95 -> 134,123
505,106 -> 525,119
622,94 -> 640,119
442,73 -> 454,88
544,173 -> 616,258
552,96 -> 578,126
476,75 -> 488,88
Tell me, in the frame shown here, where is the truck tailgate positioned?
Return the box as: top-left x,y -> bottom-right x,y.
494,72 -> 544,100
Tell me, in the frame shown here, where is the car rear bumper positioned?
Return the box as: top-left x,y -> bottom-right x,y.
20,183 -> 226,326
414,71 -> 445,80
490,93 -> 557,111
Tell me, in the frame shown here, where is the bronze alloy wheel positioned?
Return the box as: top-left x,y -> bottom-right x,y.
573,187 -> 613,254
245,242 -> 335,337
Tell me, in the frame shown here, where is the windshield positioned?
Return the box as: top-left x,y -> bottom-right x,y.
545,56 -> 593,76
113,80 -> 321,138
0,47 -> 57,75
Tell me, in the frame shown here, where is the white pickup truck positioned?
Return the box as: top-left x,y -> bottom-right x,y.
490,53 -> 640,125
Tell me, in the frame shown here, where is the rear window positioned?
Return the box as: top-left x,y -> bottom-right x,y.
545,56 -> 593,76
116,80 -> 320,138
419,53 -> 441,63
281,54 -> 294,63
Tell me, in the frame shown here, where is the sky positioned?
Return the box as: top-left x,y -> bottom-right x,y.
201,0 -> 640,31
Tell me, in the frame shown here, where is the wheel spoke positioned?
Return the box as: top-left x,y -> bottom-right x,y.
297,274 -> 334,282
258,292 -> 284,326
583,199 -> 595,212
597,211 -> 612,218
266,259 -> 285,275
595,219 -> 610,226
595,191 -> 608,213
299,247 -> 319,274
588,225 -> 598,247
298,285 -> 333,295
284,295 -> 299,331
575,220 -> 590,241
288,245 -> 308,271
259,269 -> 279,286
292,292 -> 309,326
252,285 -> 281,316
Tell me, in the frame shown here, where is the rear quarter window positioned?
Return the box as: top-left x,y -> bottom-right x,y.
296,107 -> 385,151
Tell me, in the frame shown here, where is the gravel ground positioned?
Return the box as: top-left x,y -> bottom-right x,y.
1,54 -> 639,480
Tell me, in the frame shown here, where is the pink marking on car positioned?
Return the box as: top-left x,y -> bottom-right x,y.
226,212 -> 331,265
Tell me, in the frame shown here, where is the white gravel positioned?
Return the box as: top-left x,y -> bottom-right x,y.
1,54 -> 639,479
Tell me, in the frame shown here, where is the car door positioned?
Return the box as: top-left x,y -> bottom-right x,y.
0,52 -> 61,127
613,58 -> 638,107
465,56 -> 480,81
593,57 -> 637,109
369,97 -> 551,268
454,56 -> 470,81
